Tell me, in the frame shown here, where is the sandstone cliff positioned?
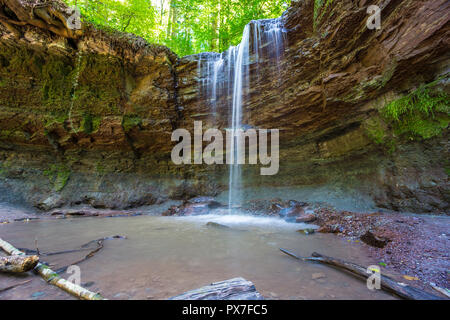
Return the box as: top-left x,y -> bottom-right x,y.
0,0 -> 448,213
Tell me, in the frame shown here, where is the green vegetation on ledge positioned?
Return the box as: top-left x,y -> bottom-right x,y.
382,83 -> 449,140
364,81 -> 449,153
122,114 -> 143,132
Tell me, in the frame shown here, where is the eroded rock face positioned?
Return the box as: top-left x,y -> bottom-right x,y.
0,0 -> 448,213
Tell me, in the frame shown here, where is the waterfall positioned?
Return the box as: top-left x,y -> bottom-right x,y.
197,18 -> 286,213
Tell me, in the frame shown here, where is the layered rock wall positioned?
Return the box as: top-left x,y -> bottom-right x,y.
0,0 -> 448,213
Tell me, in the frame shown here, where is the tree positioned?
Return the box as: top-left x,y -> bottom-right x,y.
61,0 -> 289,56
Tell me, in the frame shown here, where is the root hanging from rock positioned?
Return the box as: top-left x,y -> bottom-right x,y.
0,0 -> 83,39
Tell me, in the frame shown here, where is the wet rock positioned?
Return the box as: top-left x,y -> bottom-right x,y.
206,222 -> 230,229
296,214 -> 316,223
49,208 -> 135,218
360,230 -> 390,248
188,196 -> 216,204
162,200 -> 225,216
280,201 -> 309,222
36,194 -> 64,211
317,224 -> 342,234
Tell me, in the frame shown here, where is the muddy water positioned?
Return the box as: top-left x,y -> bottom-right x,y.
0,215 -> 394,300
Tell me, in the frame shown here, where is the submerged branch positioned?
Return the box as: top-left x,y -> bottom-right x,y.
280,248 -> 444,300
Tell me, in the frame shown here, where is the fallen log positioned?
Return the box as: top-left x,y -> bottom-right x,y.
169,278 -> 264,300
0,237 -> 105,300
0,255 -> 39,273
280,248 -> 444,300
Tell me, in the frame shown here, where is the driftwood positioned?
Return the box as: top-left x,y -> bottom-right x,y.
169,278 -> 264,300
0,279 -> 32,293
0,0 -> 83,39
280,248 -> 444,300
0,255 -> 39,273
17,235 -> 126,274
0,237 -> 105,300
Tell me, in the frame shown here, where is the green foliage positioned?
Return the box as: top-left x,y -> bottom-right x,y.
314,0 -> 334,27
122,114 -> 142,132
64,0 -> 289,56
382,84 -> 450,140
44,164 -> 71,192
73,54 -> 124,115
81,113 -> 101,134
41,57 -> 74,107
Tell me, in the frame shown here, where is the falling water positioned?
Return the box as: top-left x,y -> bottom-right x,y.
197,18 -> 286,213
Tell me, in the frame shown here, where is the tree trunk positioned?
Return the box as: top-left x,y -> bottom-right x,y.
0,255 -> 39,273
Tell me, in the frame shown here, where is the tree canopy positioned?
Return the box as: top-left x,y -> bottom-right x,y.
64,0 -> 289,57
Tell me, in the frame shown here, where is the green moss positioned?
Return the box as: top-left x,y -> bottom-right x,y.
363,117 -> 397,154
73,54 -> 125,116
122,114 -> 142,132
382,83 -> 450,140
364,118 -> 386,145
41,58 -> 74,109
314,0 -> 334,28
0,46 -> 44,75
43,113 -> 68,130
44,164 -> 71,192
0,44 -> 126,120
80,113 -> 101,134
